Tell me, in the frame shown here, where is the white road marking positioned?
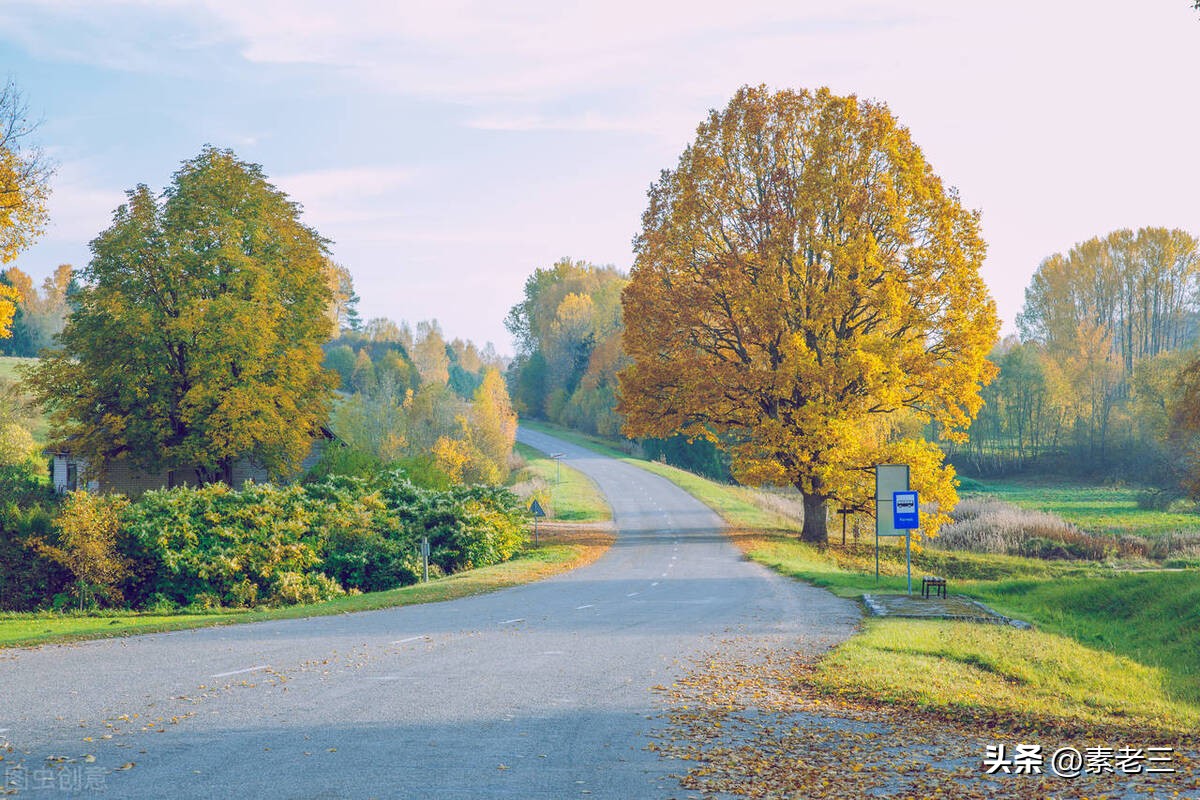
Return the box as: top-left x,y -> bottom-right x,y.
651,582 -> 659,587
210,664 -> 270,679
575,604 -> 594,610
540,651 -> 565,655
393,636 -> 426,644
499,618 -> 525,625
626,592 -> 639,597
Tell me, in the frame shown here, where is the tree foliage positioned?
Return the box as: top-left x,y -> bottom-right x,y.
954,228 -> 1200,479
505,257 -> 628,433
32,490 -> 130,610
325,320 -> 515,485
619,86 -> 999,542
28,147 -> 336,483
0,263 -> 75,355
0,80 -> 54,336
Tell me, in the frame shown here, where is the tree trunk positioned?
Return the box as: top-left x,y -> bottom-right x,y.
801,492 -> 829,544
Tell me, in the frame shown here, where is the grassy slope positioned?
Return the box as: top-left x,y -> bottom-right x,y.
511,442 -> 610,522
734,531 -> 1200,732
0,528 -> 614,649
518,421 -> 1200,733
0,355 -> 49,444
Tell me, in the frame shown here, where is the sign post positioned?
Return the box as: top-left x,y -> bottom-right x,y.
529,498 -> 547,546
892,490 -> 920,594
874,464 -> 910,584
420,536 -> 430,583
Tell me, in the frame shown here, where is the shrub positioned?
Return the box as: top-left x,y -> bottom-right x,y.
0,499 -> 69,611
123,483 -> 325,608
31,491 -> 130,610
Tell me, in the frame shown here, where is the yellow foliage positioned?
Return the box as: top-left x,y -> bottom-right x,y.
33,491 -> 130,610
619,86 -> 999,542
432,435 -> 472,484
0,282 -> 17,338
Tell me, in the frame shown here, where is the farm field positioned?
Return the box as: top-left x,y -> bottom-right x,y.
961,477 -> 1200,537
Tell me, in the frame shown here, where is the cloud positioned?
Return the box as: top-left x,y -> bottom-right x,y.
40,160 -> 126,245
270,165 -> 418,242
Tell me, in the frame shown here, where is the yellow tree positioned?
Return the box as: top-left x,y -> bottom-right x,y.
0,80 -> 54,337
619,86 -> 998,543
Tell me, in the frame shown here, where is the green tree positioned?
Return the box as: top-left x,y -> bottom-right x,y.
28,147 -> 336,484
619,86 -> 998,543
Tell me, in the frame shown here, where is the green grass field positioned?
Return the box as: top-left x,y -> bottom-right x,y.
964,477 -> 1200,537
511,442 -> 610,522
0,355 -> 49,444
0,530 -> 613,649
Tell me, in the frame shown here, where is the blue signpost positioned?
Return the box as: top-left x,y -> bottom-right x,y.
892,490 -> 919,594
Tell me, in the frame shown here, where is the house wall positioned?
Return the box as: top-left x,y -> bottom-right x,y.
54,436 -> 333,498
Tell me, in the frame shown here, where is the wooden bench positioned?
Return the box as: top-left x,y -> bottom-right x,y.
921,576 -> 947,599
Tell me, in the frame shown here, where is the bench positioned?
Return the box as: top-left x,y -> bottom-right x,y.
921,576 -> 947,599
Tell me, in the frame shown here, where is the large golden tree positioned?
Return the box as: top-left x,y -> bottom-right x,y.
619,86 -> 998,543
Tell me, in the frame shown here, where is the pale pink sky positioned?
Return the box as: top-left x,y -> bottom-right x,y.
3,0 -> 1199,350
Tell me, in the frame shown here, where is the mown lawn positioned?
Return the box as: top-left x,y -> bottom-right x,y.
511,442 -> 610,522
964,477 -> 1200,537
0,528 -> 613,649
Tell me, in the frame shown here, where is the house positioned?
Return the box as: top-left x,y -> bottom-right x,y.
50,428 -> 338,496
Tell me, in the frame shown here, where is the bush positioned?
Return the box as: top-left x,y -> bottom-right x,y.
0,498 -> 70,611
118,470 -> 530,609
123,483 -> 329,608
32,491 -> 131,609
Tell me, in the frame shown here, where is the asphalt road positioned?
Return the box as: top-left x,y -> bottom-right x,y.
1,428 -> 859,799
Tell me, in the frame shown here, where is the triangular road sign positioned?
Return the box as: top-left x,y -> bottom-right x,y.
529,499 -> 547,518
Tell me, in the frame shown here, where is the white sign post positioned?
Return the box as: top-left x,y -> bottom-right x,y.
875,464 -> 910,591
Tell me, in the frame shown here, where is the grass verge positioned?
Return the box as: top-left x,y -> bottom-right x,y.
730,530 -> 1200,733
511,441 -> 611,522
527,420 -> 1200,734
0,527 -> 614,650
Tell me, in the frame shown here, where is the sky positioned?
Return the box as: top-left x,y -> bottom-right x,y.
1,0 -> 1198,353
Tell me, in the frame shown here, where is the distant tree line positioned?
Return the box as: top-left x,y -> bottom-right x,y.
323,315 -> 517,487
947,227 -> 1200,490
0,264 -> 75,356
505,257 -> 732,480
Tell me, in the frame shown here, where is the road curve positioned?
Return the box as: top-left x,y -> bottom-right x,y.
1,428 -> 858,799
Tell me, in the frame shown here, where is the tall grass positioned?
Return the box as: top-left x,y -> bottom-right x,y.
936,497 -> 1200,562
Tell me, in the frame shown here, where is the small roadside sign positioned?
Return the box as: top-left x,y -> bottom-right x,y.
529,499 -> 546,518
893,491 -> 919,530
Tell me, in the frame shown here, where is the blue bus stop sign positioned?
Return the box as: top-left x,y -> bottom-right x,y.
893,491 -> 919,530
